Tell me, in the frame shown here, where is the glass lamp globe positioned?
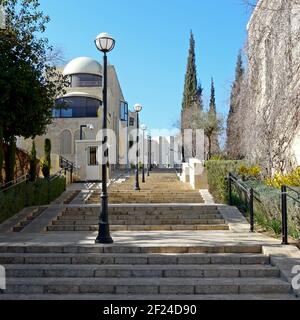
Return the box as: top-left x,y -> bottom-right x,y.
95,33 -> 115,53
134,103 -> 142,113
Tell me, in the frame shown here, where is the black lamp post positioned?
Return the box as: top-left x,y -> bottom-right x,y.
149,134 -> 152,172
94,32 -> 115,244
80,124 -> 94,140
141,124 -> 147,183
147,134 -> 150,176
134,103 -> 142,190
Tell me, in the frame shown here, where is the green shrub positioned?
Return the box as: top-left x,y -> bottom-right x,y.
205,160 -> 244,202
41,139 -> 51,179
0,176 -> 66,224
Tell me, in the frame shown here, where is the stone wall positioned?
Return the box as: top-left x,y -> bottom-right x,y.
244,0 -> 300,174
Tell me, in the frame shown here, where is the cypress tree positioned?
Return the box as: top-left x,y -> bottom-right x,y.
42,138 -> 51,178
29,141 -> 37,182
209,78 -> 216,114
227,52 -> 245,159
208,78 -> 220,156
181,31 -> 202,160
182,31 -> 198,111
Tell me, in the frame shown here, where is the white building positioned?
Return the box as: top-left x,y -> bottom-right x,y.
18,56 -> 137,181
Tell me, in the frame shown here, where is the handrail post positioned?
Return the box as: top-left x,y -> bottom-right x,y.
228,173 -> 233,206
249,188 -> 254,233
281,185 -> 288,245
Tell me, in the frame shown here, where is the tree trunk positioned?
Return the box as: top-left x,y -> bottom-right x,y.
208,135 -> 212,160
4,137 -> 16,183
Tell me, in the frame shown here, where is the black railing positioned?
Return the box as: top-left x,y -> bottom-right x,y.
59,156 -> 79,183
228,172 -> 254,232
281,185 -> 300,245
0,174 -> 29,193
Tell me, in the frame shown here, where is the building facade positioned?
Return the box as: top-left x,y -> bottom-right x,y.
18,56 -> 136,181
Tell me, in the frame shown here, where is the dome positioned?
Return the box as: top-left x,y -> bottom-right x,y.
63,57 -> 102,76
62,92 -> 101,101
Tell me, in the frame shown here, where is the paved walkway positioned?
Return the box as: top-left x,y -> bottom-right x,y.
0,171 -> 299,298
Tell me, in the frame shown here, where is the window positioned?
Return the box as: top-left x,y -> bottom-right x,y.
53,96 -> 101,118
120,101 -> 128,122
60,130 -> 72,155
129,140 -> 134,149
70,74 -> 102,87
88,147 -> 98,166
129,117 -> 135,126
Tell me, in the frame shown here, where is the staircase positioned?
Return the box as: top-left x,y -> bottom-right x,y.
47,205 -> 229,232
87,171 -> 204,204
0,244 -> 295,299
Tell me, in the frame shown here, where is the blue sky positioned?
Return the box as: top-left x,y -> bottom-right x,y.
39,0 -> 253,131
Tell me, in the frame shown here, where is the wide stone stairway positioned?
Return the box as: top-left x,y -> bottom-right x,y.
0,169 -> 298,299
47,205 -> 228,232
88,171 -> 204,204
0,244 -> 294,299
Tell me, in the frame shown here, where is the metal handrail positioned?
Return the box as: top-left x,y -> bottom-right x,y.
281,185 -> 300,245
228,172 -> 254,232
0,175 -> 29,193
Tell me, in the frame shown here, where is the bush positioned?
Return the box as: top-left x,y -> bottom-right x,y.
265,167 -> 300,188
205,160 -> 244,202
0,176 -> 66,224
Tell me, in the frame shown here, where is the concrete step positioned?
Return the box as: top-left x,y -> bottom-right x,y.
0,293 -> 297,300
64,205 -> 218,210
3,277 -> 291,295
0,244 -> 263,254
52,219 -> 226,226
59,213 -> 222,220
3,264 -> 280,278
46,224 -> 229,231
0,253 -> 270,265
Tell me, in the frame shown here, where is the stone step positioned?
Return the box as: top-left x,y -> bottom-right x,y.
0,253 -> 269,265
59,213 -> 222,220
88,200 -> 204,204
0,245 -> 262,254
63,207 -> 219,214
3,277 -> 291,295
3,264 -> 280,278
46,224 -> 229,231
0,293 -> 297,300
52,219 -> 226,226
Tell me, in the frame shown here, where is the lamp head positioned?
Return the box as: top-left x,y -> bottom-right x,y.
141,124 -> 147,131
95,32 -> 115,53
134,103 -> 142,113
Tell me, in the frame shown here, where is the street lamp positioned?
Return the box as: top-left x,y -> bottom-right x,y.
80,124 -> 94,140
148,133 -> 152,172
141,124 -> 147,183
134,103 -> 142,190
94,32 -> 115,244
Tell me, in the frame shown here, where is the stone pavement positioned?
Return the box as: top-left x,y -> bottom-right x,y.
0,170 -> 299,299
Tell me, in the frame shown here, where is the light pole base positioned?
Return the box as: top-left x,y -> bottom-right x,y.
95,223 -> 113,244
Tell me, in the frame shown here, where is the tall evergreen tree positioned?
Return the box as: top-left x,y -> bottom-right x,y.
209,78 -> 216,114
181,31 -> 202,160
226,52 -> 245,159
182,31 -> 198,111
208,78 -> 220,156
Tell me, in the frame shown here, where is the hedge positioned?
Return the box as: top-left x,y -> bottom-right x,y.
205,160 -> 300,239
0,176 -> 66,224
205,160 -> 244,202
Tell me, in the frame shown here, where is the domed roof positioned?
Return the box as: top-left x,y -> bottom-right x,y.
63,57 -> 102,76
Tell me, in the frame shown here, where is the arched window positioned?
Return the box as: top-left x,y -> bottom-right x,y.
60,130 -> 72,155
74,129 -> 85,153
